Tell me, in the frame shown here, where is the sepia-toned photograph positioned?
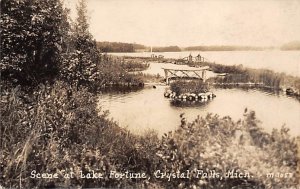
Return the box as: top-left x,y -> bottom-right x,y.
1,0 -> 300,188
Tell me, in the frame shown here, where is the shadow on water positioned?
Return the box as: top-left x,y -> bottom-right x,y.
214,85 -> 282,96
229,86 -> 300,102
100,85 -> 144,95
170,99 -> 212,108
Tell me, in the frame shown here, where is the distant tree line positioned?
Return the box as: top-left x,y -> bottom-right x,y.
97,41 -> 146,52
184,45 -> 271,51
151,46 -> 181,52
96,42 -> 182,53
280,41 -> 300,50
96,42 -> 300,53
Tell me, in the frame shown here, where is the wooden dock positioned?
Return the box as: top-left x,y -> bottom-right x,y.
162,66 -> 209,84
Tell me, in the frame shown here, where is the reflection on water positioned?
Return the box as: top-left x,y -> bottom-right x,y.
170,100 -> 212,108
98,86 -> 300,136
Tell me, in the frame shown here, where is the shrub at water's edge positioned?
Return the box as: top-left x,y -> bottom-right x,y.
121,59 -> 149,72
193,61 -> 300,94
154,110 -> 299,188
170,80 -> 209,95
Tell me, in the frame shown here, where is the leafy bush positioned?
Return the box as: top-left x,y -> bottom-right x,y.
59,51 -> 101,90
132,72 -> 164,83
154,110 -> 299,189
121,60 -> 149,72
170,80 -> 209,95
0,81 -> 151,188
0,0 -> 67,85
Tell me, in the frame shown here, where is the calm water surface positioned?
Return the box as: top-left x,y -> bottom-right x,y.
98,86 -> 300,136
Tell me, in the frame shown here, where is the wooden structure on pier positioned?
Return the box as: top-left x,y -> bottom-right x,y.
151,54 -> 164,59
162,66 -> 209,84
176,54 -> 205,65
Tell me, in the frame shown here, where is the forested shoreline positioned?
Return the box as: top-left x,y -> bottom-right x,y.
1,0 -> 299,188
96,42 -> 300,53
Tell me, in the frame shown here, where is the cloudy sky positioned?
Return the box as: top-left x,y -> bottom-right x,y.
65,0 -> 300,47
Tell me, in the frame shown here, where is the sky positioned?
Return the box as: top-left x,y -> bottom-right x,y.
64,0 -> 300,47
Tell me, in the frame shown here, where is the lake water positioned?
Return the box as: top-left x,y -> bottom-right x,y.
99,51 -> 300,137
110,51 -> 300,77
98,86 -> 300,136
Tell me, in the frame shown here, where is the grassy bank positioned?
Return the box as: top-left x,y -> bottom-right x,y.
206,62 -> 300,90
189,61 -> 300,95
121,61 -> 149,72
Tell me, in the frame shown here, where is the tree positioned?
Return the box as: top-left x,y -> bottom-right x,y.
60,0 -> 101,89
0,0 -> 68,85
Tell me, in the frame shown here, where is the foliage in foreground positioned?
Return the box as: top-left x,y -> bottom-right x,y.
1,80 -> 299,188
155,111 -> 299,188
0,81 -> 157,188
